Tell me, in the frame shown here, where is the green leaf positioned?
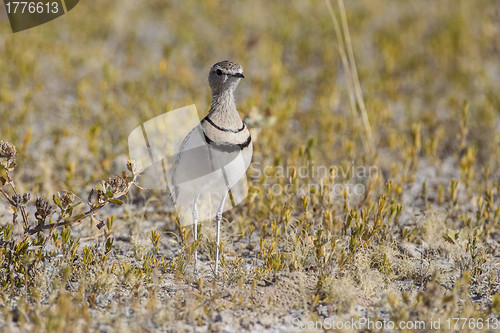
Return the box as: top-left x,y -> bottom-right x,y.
70,213 -> 85,222
109,198 -> 123,205
53,195 -> 61,208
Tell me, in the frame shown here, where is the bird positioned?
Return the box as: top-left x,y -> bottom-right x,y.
171,60 -> 252,277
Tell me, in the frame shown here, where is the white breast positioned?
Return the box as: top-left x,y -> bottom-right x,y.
171,124 -> 252,225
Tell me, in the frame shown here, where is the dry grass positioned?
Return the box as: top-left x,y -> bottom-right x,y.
0,0 -> 499,331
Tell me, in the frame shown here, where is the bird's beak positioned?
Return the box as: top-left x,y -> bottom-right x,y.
233,73 -> 245,79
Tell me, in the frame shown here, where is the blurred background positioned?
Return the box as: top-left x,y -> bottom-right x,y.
0,0 -> 499,196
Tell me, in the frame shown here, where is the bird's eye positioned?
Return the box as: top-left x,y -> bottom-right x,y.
216,69 -> 222,76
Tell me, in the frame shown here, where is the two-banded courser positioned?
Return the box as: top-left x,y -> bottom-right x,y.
172,60 -> 252,277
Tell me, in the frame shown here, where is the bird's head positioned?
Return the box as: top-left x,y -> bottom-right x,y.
208,60 -> 244,95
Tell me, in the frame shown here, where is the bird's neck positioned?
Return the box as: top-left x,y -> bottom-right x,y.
208,89 -> 243,129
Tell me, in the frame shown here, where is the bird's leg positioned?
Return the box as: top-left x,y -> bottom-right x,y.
192,194 -> 200,276
215,190 -> 228,277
